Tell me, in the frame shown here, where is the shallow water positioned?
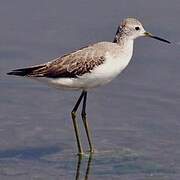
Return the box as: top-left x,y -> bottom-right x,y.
0,0 -> 180,179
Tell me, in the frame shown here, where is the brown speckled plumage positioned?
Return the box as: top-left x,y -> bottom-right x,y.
7,42 -> 122,78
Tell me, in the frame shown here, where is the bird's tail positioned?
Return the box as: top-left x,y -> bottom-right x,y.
7,65 -> 46,76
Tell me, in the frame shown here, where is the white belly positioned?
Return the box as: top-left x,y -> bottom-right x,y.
47,52 -> 132,90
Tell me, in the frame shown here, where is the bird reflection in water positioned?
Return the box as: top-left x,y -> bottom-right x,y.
75,154 -> 93,180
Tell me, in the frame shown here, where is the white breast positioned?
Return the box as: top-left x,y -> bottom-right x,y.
94,52 -> 131,78
82,52 -> 132,87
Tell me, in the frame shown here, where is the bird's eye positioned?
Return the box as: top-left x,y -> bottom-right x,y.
135,26 -> 140,31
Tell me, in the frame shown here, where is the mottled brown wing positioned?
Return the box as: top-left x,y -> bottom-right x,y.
7,47 -> 105,78
40,54 -> 105,78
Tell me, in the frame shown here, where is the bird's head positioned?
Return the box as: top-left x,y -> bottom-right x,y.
114,17 -> 170,44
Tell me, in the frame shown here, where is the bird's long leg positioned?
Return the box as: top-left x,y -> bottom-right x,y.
71,91 -> 85,155
81,91 -> 94,153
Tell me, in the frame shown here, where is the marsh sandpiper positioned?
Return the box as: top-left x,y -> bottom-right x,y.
7,18 -> 171,155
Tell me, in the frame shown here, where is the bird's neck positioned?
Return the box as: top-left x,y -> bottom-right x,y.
113,31 -> 133,46
113,26 -> 134,52
114,36 -> 134,59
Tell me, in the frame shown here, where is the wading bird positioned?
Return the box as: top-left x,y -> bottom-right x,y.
7,18 -> 170,155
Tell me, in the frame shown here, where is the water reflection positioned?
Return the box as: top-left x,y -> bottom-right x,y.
75,154 -> 93,180
0,146 -> 176,179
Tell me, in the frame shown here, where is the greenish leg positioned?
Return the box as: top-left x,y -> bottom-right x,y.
71,91 -> 85,155
81,91 -> 94,153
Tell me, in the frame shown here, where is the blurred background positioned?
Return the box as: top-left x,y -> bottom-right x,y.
0,0 -> 180,179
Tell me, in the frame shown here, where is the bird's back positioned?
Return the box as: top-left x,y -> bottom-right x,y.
7,41 -> 123,78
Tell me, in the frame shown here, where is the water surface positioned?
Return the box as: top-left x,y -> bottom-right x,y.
0,0 -> 180,179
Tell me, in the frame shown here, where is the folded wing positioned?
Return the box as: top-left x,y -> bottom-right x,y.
7,46 -> 105,78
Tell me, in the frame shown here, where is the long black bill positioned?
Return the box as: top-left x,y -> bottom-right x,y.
144,32 -> 171,44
